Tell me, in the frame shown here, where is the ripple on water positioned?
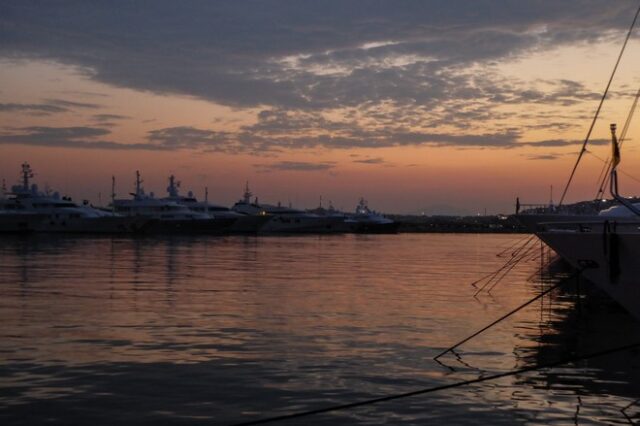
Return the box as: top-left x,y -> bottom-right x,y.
0,234 -> 639,425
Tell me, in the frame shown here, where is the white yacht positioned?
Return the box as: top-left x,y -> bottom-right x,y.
0,176 -> 46,233
0,163 -> 147,234
344,198 -> 399,234
162,175 -> 269,234
536,124 -> 640,320
112,171 -> 235,234
231,183 -> 343,234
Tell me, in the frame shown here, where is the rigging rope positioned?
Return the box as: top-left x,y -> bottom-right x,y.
586,149 -> 640,185
595,84 -> 640,199
558,2 -> 640,206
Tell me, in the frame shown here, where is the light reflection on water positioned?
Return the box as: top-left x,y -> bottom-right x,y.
0,234 -> 639,425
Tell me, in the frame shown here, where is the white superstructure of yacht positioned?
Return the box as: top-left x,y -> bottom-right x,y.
344,198 -> 399,234
231,183 -> 342,234
162,175 -> 268,234
536,124 -> 640,320
112,171 -> 235,234
0,163 -> 147,233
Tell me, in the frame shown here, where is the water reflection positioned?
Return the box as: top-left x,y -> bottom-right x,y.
0,234 -> 639,424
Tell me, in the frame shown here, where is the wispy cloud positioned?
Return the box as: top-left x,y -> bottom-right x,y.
526,154 -> 561,160
0,102 -> 68,115
254,161 -> 336,172
44,99 -> 102,109
0,126 -> 166,150
353,157 -> 385,164
92,113 -> 130,122
0,98 -> 104,116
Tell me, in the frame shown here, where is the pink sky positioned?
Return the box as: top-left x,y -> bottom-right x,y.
1,1 -> 640,214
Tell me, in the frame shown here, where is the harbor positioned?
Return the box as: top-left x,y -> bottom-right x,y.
3,1 -> 640,425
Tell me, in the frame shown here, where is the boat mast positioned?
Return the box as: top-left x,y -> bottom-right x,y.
205,186 -> 209,214
167,175 -> 180,198
111,176 -> 116,214
243,181 -> 252,204
558,4 -> 640,205
609,123 -> 640,216
21,162 -> 34,191
135,170 -> 143,198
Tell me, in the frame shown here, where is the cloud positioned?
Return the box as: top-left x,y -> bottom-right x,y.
0,0 -> 636,155
353,157 -> 385,164
0,98 -> 104,116
0,120 -> 610,154
0,1 -> 633,112
0,126 -> 166,150
522,138 -> 608,147
0,102 -> 68,115
44,99 -> 102,109
526,154 -> 561,160
1,1 -> 634,154
254,161 -> 336,172
92,113 -> 130,122
146,126 -> 239,152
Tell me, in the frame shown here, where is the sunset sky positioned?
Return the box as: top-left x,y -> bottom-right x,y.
1,0 -> 640,214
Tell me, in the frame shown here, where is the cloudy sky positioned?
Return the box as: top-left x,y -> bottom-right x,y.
1,0 -> 639,214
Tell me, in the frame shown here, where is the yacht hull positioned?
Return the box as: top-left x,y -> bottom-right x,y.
0,215 -> 149,234
0,213 -> 46,234
226,215 -> 272,234
346,221 -> 400,234
537,221 -> 640,320
260,216 -> 344,234
515,213 -> 602,232
143,217 -> 237,234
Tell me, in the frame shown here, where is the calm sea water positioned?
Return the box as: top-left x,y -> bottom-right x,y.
1,233 -> 639,425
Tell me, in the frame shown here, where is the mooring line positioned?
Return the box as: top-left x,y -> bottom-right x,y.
485,243 -> 540,294
226,340 -> 640,426
470,235 -> 537,289
495,234 -> 532,258
474,237 -> 539,296
437,277 -> 570,360
473,237 -> 535,291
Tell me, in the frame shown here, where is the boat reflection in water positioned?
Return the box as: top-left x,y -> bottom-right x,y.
1,234 -> 639,424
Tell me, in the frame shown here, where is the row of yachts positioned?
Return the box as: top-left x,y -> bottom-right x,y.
0,163 -> 398,235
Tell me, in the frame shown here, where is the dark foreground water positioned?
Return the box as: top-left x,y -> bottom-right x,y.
1,234 -> 640,425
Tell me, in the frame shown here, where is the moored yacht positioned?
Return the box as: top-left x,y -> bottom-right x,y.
344,198 -> 399,234
112,171 -> 235,234
163,175 -> 269,234
536,124 -> 640,320
0,176 -> 45,233
0,163 -> 147,234
231,183 -> 343,234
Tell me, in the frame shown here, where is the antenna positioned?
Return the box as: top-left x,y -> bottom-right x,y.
167,174 -> 180,197
205,186 -> 209,214
21,162 -> 34,191
243,181 -> 252,203
135,170 -> 143,197
111,175 -> 116,213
